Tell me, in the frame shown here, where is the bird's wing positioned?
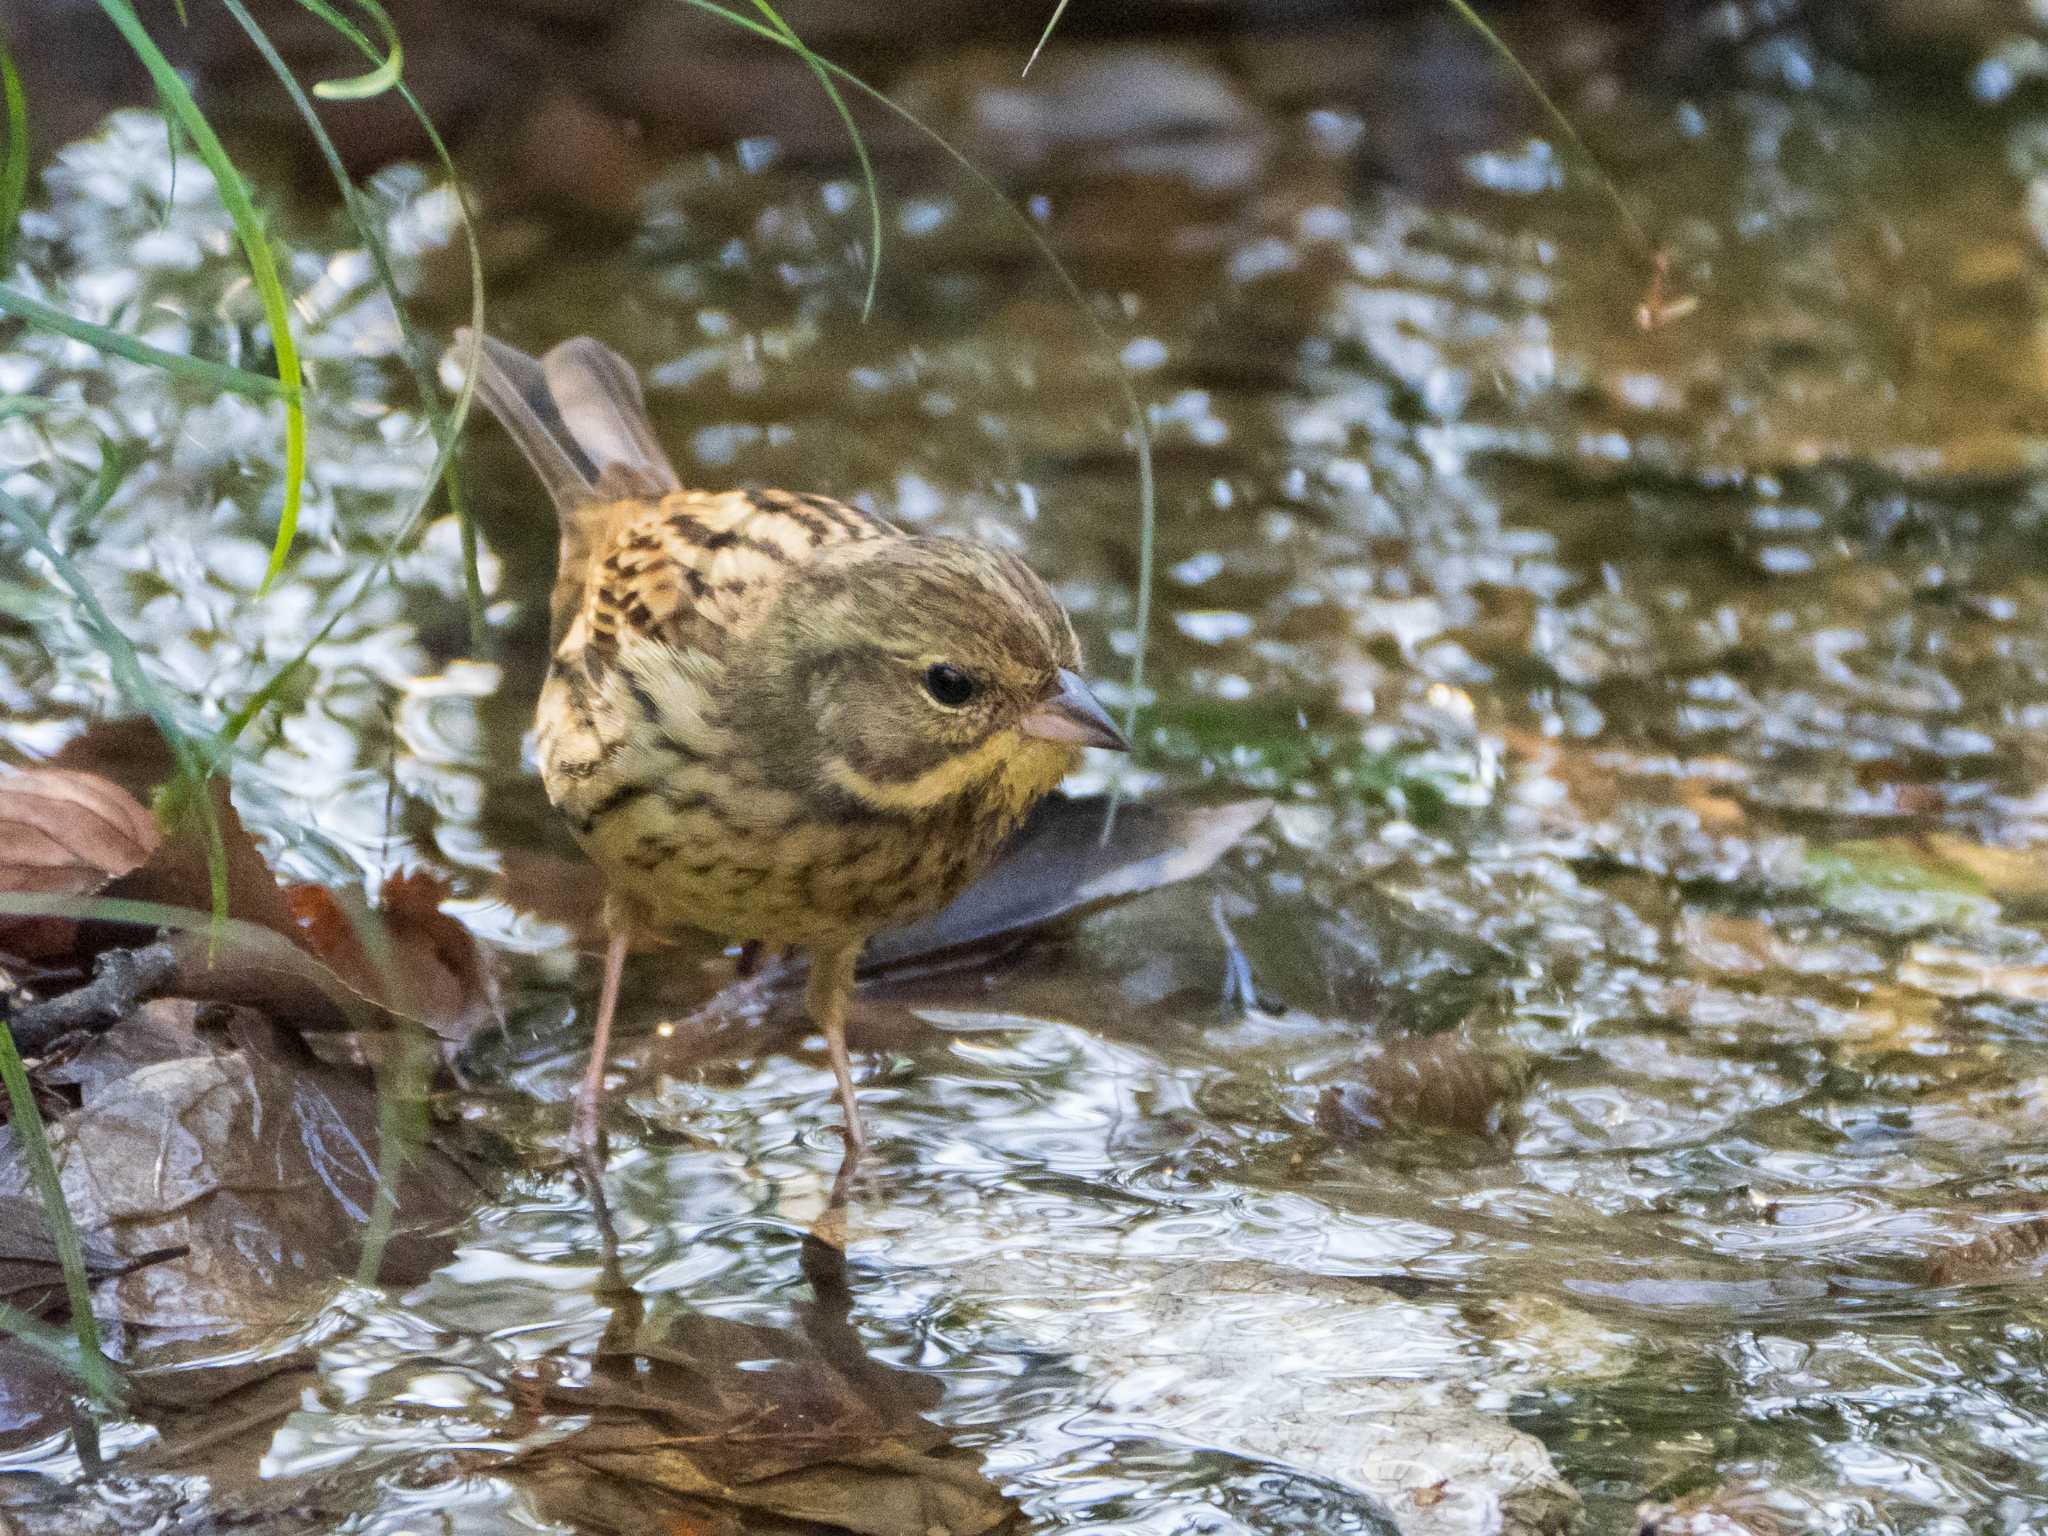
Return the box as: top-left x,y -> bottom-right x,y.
562,486 -> 900,664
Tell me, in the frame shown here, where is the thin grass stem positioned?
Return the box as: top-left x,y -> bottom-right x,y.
224,0 -> 489,654
745,1 -> 882,320
0,1026 -> 121,1409
1022,0 -> 1072,76
0,283 -> 287,398
91,0 -> 307,591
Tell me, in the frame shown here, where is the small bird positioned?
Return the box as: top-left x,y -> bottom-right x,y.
460,331 -> 1128,1174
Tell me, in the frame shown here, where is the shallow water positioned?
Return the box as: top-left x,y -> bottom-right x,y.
11,11 -> 2048,1533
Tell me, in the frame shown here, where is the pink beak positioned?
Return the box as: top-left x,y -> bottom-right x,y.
1018,669 -> 1129,751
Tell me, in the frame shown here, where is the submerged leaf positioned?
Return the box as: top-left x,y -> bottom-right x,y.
504,1288 -> 1011,1536
1316,1032 -> 1521,1139
1803,839 -> 2001,934
1925,1204 -> 2048,1288
0,1005 -> 475,1341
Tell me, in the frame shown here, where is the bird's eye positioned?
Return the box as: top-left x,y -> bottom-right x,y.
923,663 -> 978,708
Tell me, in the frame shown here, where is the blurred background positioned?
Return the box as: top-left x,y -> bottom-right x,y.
14,2 -> 2048,1533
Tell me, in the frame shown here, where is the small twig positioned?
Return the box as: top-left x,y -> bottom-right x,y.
4,943 -> 178,1055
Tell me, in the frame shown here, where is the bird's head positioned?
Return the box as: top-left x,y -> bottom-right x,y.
740,535 -> 1127,818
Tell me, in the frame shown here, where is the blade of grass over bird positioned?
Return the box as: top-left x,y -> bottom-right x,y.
743,0 -> 882,320
0,283 -> 288,400
90,0 -> 306,591
223,0 -> 489,654
218,8 -> 486,745
302,0 -> 404,100
1022,0 -> 1071,76
669,1 -> 1156,778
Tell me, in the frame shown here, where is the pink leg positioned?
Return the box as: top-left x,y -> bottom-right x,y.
573,931 -> 629,1158
806,942 -> 865,1178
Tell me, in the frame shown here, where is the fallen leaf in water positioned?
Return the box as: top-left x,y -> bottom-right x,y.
1316,1032 -> 1520,1139
45,719 -> 301,942
0,1338 -> 88,1449
0,767 -> 160,960
0,1005 -> 476,1345
0,1190 -> 183,1319
865,792 -> 1274,972
504,1302 -> 1012,1536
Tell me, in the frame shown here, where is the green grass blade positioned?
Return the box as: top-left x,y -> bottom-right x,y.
0,41 -> 27,274
0,485 -> 229,937
0,1024 -> 121,1409
301,0 -> 403,100
744,1 -> 882,320
0,283 -> 287,398
1436,0 -> 1653,259
228,0 -> 489,655
92,0 -> 306,591
671,0 -> 1156,752
221,192 -> 484,742
1022,0 -> 1072,76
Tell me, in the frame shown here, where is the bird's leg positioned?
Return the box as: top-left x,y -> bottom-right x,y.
574,929 -> 631,1157
806,941 -> 865,1180
574,931 -> 631,1289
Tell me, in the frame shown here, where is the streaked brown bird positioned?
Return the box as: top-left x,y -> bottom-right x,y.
460,331 -> 1128,1174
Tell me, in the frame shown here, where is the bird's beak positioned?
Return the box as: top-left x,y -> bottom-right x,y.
1019,669 -> 1130,751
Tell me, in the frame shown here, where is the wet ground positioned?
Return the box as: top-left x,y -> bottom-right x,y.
10,6 -> 2048,1532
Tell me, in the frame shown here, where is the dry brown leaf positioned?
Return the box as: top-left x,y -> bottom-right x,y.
0,767 -> 160,959
47,718 -> 299,940
0,1006 -> 476,1335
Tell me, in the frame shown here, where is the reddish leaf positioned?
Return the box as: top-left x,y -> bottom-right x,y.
282,870 -> 499,1043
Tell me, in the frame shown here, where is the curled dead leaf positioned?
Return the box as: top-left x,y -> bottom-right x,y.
0,768 -> 160,960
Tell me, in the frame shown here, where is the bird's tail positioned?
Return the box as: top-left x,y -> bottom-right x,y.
453,330 -> 681,510
451,331 -> 683,652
